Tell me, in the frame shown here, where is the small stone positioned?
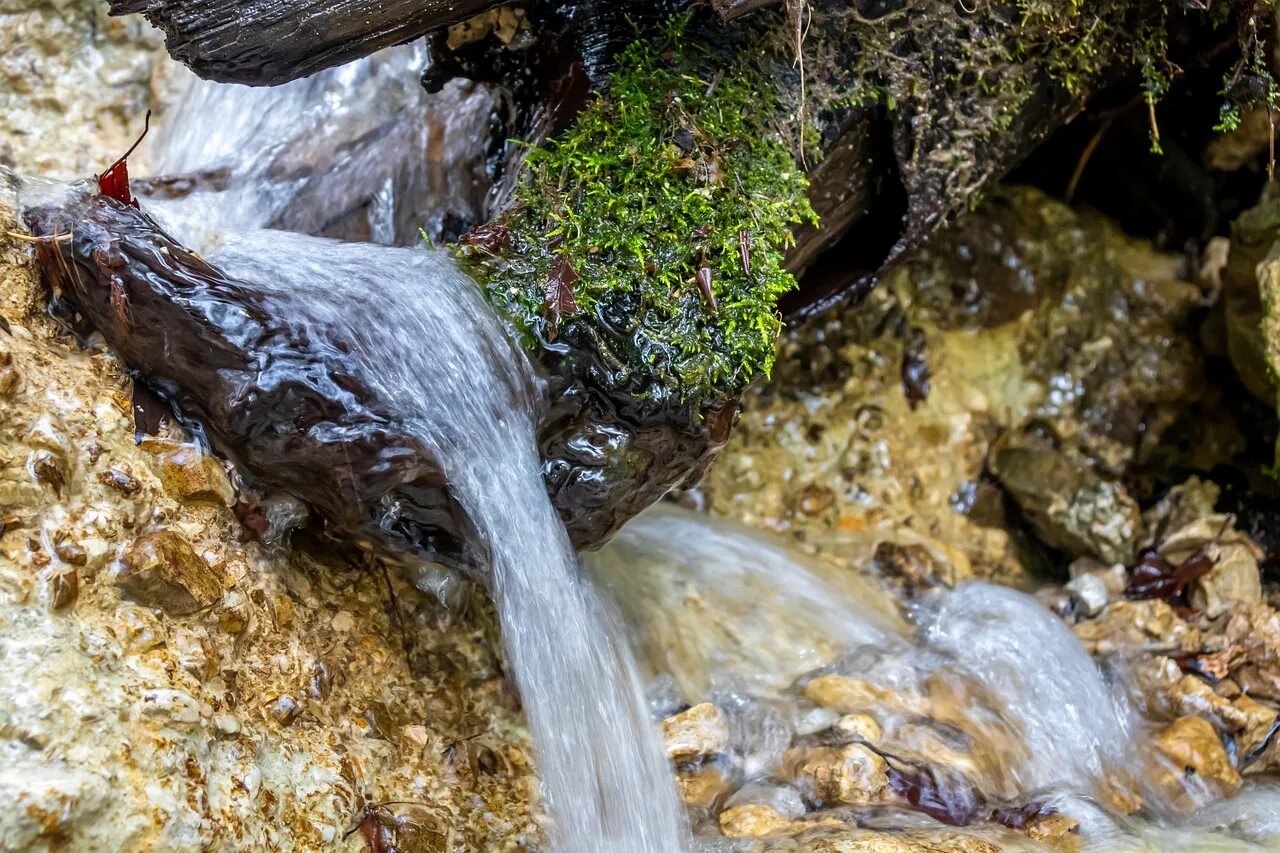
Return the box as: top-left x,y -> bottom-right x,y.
116,530 -> 223,616
29,449 -> 66,495
0,362 -> 19,396
796,483 -> 834,515
213,713 -> 241,734
273,594 -> 294,628
1153,716 -> 1242,798
675,765 -> 732,810
660,703 -> 730,760
1066,572 -> 1109,617
141,688 -> 203,726
834,713 -> 882,743
1023,812 -> 1081,848
98,466 -> 142,495
53,539 -> 87,566
49,569 -> 78,610
803,674 -> 928,716
272,696 -> 301,726
1233,695 -> 1279,758
331,610 -> 355,632
786,743 -> 888,805
219,603 -> 249,635
718,803 -> 792,838
401,725 -> 429,747
143,439 -> 233,505
1074,600 -> 1201,655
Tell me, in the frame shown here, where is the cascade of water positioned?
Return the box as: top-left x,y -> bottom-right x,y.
203,231 -> 688,852
590,506 -> 1143,812
143,46 -> 493,249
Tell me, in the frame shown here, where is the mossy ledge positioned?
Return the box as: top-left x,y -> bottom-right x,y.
458,16 -> 817,412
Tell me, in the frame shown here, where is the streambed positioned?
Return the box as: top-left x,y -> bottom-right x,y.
2,2 -> 1279,852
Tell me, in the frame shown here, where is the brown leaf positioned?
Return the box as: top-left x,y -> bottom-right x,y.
543,254 -> 580,335
696,258 -> 718,312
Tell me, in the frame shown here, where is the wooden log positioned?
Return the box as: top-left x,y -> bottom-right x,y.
108,0 -> 501,84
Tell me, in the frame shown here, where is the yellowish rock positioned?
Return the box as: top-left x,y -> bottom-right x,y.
1023,812 -> 1081,850
835,713 -> 882,743
1074,599 -> 1201,655
1153,716 -> 1242,799
718,803 -> 792,838
786,743 -> 888,805
116,530 -> 224,616
143,439 -> 234,506
804,674 -> 928,717
661,702 -> 730,760
676,764 -> 733,810
1234,694 -> 1279,757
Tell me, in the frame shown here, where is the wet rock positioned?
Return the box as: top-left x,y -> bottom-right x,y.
115,530 -> 224,616
1065,572 -> 1109,617
989,433 -> 1140,564
1073,600 -> 1201,655
718,803 -> 792,838
1142,477 -> 1221,548
1155,516 -> 1264,618
785,743 -> 889,805
835,713 -> 883,743
807,834 -> 1001,853
1234,694 -> 1279,759
723,781 -> 806,818
675,764 -> 732,810
804,674 -> 928,717
142,439 -> 233,506
661,702 -> 730,760
98,466 -> 143,495
1153,716 -> 1242,799
1023,812 -> 1081,849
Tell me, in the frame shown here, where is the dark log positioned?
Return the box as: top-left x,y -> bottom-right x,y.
25,187 -> 473,565
21,185 -> 727,558
108,0 -> 502,85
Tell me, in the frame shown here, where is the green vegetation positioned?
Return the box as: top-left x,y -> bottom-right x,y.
459,16 -> 817,410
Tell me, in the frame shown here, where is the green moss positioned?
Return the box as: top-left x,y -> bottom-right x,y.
459,17 -> 817,409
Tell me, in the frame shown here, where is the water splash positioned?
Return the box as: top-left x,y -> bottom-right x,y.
144,47 -> 493,248
591,506 -> 1142,813
204,231 -> 687,852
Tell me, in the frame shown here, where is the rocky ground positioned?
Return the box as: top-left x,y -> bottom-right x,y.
669,187 -> 1280,849
4,2 -> 1280,852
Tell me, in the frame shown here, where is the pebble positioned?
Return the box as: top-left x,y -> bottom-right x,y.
1153,716 -> 1242,798
785,743 -> 888,805
660,702 -> 730,760
718,803 -> 792,839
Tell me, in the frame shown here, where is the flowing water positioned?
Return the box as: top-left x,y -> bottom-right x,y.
44,37 -> 1274,853
590,506 -> 1280,848
143,46 -> 493,248
199,231 -> 688,852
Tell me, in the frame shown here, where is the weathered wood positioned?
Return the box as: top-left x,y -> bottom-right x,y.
108,0 -> 501,84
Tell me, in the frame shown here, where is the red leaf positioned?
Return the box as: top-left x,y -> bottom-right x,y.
98,160 -> 137,208
543,254 -> 579,335
97,110 -> 151,209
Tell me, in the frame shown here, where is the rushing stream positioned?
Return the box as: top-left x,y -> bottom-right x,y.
18,37 -> 1278,853
80,51 -> 688,853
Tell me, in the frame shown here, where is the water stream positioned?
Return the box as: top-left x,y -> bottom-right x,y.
51,39 -> 1276,853
198,231 -> 688,852
121,50 -> 690,851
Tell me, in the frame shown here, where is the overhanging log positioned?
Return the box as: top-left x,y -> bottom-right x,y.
108,0 -> 503,84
